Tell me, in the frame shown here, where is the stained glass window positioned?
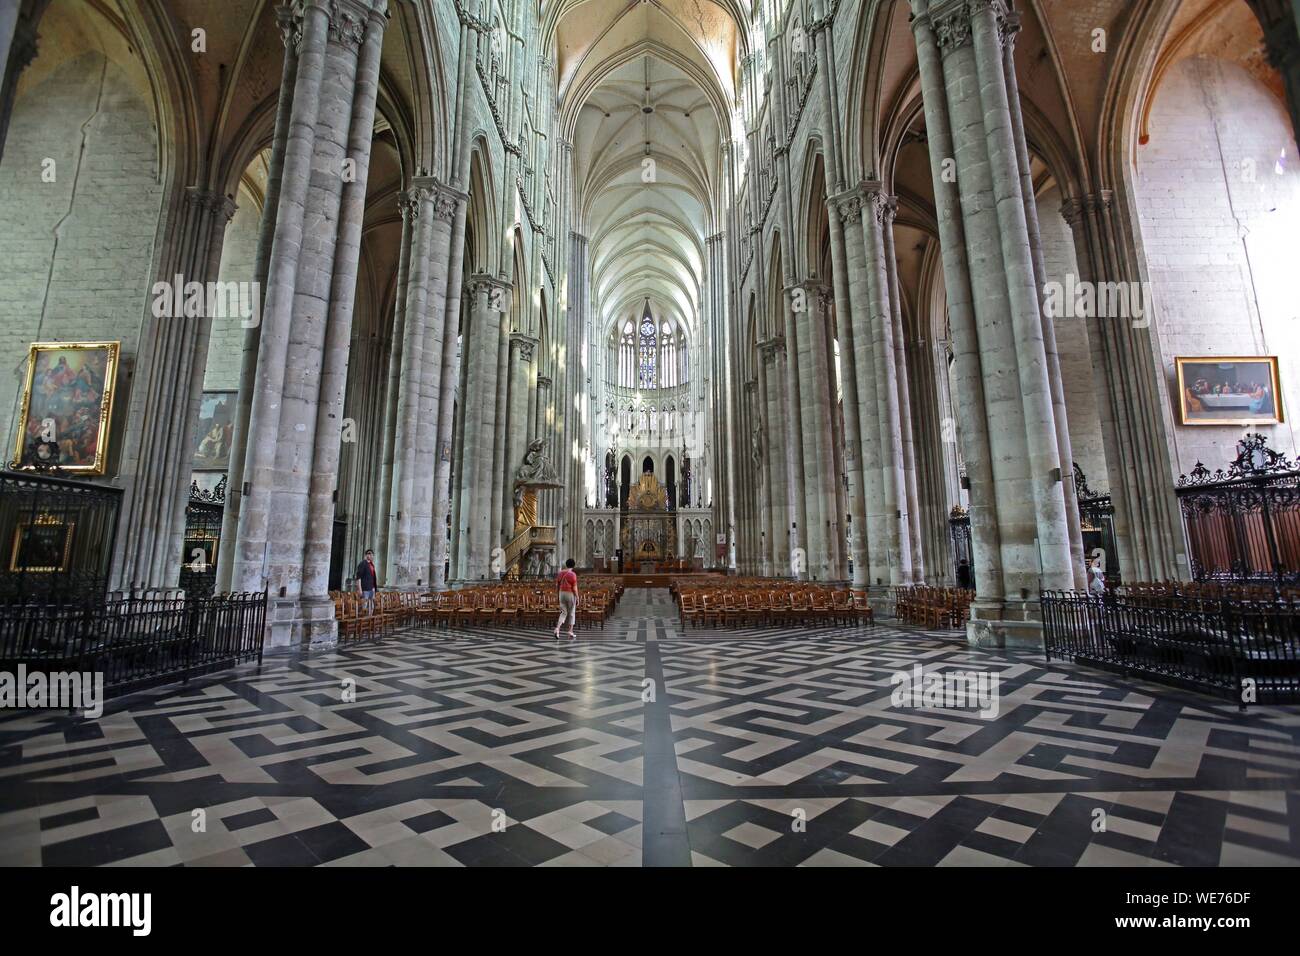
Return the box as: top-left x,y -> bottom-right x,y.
639,311 -> 656,390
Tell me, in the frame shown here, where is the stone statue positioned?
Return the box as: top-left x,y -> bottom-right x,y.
526,550 -> 542,577
751,425 -> 763,467
515,438 -> 559,485
512,438 -> 562,532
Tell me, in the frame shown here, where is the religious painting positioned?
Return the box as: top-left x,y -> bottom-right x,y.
1176,357 -> 1283,426
192,390 -> 236,470
13,342 -> 120,475
10,517 -> 75,573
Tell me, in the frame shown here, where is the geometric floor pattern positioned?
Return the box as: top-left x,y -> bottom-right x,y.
2,589 -> 1298,866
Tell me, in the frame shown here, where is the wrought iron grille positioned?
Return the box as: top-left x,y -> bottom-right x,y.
178,475 -> 225,598
0,590 -> 266,696
1074,462 -> 1119,585
1042,589 -> 1300,706
0,468 -> 122,604
1175,434 -> 1300,584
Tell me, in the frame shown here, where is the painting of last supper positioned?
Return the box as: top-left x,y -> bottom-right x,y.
1177,356 -> 1283,425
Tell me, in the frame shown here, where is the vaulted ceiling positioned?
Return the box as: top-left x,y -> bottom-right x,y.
552,0 -> 741,343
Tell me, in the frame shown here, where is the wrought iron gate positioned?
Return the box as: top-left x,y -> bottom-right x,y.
1176,434 -> 1299,584
178,476 -> 225,598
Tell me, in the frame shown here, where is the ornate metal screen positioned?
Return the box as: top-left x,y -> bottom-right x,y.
1075,463 -> 1119,585
0,467 -> 122,604
1175,434 -> 1300,584
178,476 -> 226,598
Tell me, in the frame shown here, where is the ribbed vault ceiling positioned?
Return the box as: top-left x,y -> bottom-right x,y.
557,0 -> 739,344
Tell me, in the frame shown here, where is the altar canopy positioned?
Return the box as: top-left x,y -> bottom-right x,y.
621,473 -> 676,568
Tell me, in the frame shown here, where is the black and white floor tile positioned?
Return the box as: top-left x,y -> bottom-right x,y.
2,589 -> 1298,866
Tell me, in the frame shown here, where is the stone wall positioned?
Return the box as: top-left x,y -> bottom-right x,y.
0,51 -> 162,460
1137,55 -> 1300,471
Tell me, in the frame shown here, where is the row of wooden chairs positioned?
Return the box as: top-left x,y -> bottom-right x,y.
675,586 -> 874,629
330,590 -> 425,641
894,586 -> 973,630
1118,581 -> 1300,602
424,585 -> 619,630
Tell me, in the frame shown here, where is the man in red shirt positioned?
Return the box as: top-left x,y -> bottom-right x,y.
554,558 -> 578,640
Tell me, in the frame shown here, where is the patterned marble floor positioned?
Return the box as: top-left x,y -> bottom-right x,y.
2,589 -> 1298,867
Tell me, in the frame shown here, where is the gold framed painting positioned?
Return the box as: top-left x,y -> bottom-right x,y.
10,518 -> 76,573
1176,356 -> 1283,426
12,341 -> 121,474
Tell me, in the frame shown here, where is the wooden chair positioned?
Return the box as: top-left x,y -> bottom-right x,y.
850,590 -> 874,627
679,591 -> 701,629
699,592 -> 723,628
831,589 -> 853,626
433,591 -> 458,628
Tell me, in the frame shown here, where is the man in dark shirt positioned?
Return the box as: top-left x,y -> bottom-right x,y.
356,549 -> 379,613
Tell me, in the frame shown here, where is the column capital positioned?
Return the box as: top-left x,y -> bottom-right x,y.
536,374 -> 552,389
410,175 -> 467,220
185,187 -> 238,223
327,0 -> 378,49
829,185 -> 866,224
511,332 -> 539,363
1060,197 -> 1085,228
757,336 -> 787,360
927,0 -> 978,59
468,273 -> 512,310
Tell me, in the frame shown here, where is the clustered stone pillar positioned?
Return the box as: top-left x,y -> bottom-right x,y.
909,0 -> 1076,646
385,176 -> 463,589
216,1 -> 301,594
456,275 -> 511,580
229,0 -> 388,645
115,189 -> 236,592
791,280 -> 841,581
1061,193 -> 1187,583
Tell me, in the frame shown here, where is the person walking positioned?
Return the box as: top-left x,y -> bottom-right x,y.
356,548 -> 379,614
554,557 -> 578,641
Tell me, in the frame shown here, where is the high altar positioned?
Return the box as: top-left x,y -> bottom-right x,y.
621,472 -> 676,571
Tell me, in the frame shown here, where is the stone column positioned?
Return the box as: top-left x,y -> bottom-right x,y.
386,181 -> 435,586
114,189 -> 236,592
999,9 -> 1085,589
861,185 -> 914,586
299,1 -> 386,613
827,197 -> 870,589
461,275 -> 510,579
491,299 -> 511,545
408,182 -> 459,587
429,186 -> 468,589
880,197 -> 926,581
1062,193 -> 1186,582
908,0 -> 1007,638
231,1 -> 388,644
793,280 -> 837,581
217,1 -> 300,593
372,191 -> 415,581
504,332 -> 537,538
837,189 -> 890,591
